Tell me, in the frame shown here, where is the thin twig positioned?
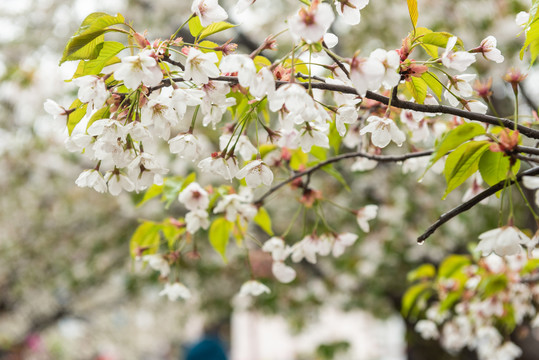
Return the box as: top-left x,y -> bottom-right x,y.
162,56 -> 185,70
417,166 -> 539,243
154,75 -> 539,140
254,150 -> 433,206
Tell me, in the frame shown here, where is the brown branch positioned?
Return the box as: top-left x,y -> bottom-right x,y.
417,166 -> 539,243
155,75 -> 539,140
254,150 -> 433,206
162,56 -> 185,70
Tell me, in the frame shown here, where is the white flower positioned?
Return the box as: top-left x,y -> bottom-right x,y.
159,282 -> 191,301
114,50 -> 163,90
198,155 -> 239,181
335,106 -> 358,136
269,83 -> 313,113
415,320 -> 439,340
170,87 -> 204,121
191,0 -> 228,27
515,11 -> 530,28
369,48 -> 401,89
479,36 -> 504,63
184,48 -> 220,85
476,226 -> 530,257
142,254 -> 170,277
185,209 -> 210,233
335,0 -> 369,25
271,261 -> 296,283
219,134 -> 257,160
360,116 -> 405,148
522,175 -> 539,208
332,232 -> 358,257
441,37 -> 476,72
179,182 -> 209,211
323,33 -> 338,48
235,160 -> 273,188
291,235 -> 319,264
356,204 -> 378,232
104,171 -> 135,196
44,99 -> 69,123
465,100 -> 488,114
169,133 -> 201,160
250,67 -> 275,99
213,193 -> 256,221
351,157 -> 378,172
141,92 -> 178,140
219,54 -> 256,88
350,56 -> 385,96
299,123 -> 329,152
72,75 -> 108,109
75,169 -> 107,193
239,280 -> 270,296
262,237 -> 290,261
444,74 -> 476,107
235,0 -> 255,14
288,2 -> 335,44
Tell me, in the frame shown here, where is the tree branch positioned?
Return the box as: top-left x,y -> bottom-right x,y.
417,166 -> 539,243
254,150 -> 433,206
155,75 -> 539,140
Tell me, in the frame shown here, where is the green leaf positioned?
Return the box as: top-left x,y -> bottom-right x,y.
443,141 -> 490,198
60,12 -> 125,64
290,149 -> 308,170
199,21 -> 237,40
426,122 -> 486,172
478,274 -> 508,298
189,16 -> 203,37
407,0 -> 419,28
310,145 -> 327,161
439,291 -> 462,312
137,184 -> 164,208
161,221 -> 185,249
67,99 -> 87,135
73,41 -> 125,78
209,218 -> 233,262
162,176 -> 186,209
402,283 -> 433,318
438,255 -> 471,279
86,105 -> 110,130
254,207 -> 274,236
421,32 -> 464,50
406,76 -> 428,104
520,19 -> 539,65
407,264 -> 436,282
129,221 -> 161,258
479,151 -> 520,187
421,72 -> 443,100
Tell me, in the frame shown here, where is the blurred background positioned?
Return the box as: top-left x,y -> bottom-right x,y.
1,0 -> 538,359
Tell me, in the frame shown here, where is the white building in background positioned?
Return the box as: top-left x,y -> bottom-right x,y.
231,307 -> 406,360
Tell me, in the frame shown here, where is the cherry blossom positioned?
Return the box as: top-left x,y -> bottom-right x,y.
335,0 -> 369,25
72,75 -> 108,110
219,54 -> 256,87
415,320 -> 439,340
198,154 -> 239,181
478,36 -> 504,63
104,171 -> 136,196
350,56 -> 385,96
360,116 -> 406,148
185,209 -> 210,233
142,254 -> 170,277
169,133 -> 201,160
75,169 -> 107,193
262,237 -> 290,262
191,0 -> 228,27
43,99 -> 69,124
522,175 -> 539,207
476,226 -> 531,257
444,74 -> 476,107
114,50 -> 163,89
184,47 -> 220,85
332,232 -> 358,257
335,106 -> 358,136
288,1 -> 335,44
213,192 -> 257,221
159,282 -> 191,301
178,182 -> 209,211
239,280 -> 270,296
356,204 -> 378,232
235,160 -> 273,187
369,48 -> 401,89
515,11 -> 530,28
235,0 -> 256,14
271,261 -> 296,283
249,67 -> 275,99
441,37 -> 476,72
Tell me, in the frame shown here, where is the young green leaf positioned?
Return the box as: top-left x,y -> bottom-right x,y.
402,283 -> 433,318
425,122 -> 486,172
443,141 -> 490,199
209,218 -> 233,262
129,221 -> 161,257
421,32 -> 464,50
421,72 -> 443,100
188,15 -> 203,37
67,99 -> 88,135
407,264 -> 436,282
254,207 -> 274,236
73,41 -> 125,78
437,255 -> 471,279
199,21 -> 237,40
406,76 -> 428,104
137,183 -> 165,208
406,0 -> 419,29
478,151 -> 521,187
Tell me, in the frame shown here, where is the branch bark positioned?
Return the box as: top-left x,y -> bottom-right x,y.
417,166 -> 539,243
